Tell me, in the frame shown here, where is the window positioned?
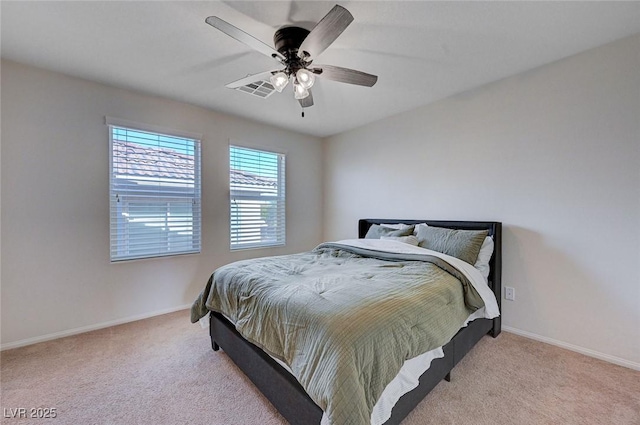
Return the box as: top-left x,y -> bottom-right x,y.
108,118 -> 201,261
230,145 -> 285,250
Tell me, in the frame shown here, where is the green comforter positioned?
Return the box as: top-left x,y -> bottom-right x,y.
191,241 -> 485,425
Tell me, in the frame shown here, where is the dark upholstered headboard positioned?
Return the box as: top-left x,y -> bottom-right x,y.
358,219 -> 502,328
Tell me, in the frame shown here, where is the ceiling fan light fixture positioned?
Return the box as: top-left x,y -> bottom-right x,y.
270,72 -> 289,92
296,68 -> 315,89
207,4 -> 376,110
293,82 -> 309,100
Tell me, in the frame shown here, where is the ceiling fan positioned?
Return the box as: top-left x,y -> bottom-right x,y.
206,4 -> 378,110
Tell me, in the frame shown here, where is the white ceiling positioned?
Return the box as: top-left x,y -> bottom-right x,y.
2,1 -> 640,138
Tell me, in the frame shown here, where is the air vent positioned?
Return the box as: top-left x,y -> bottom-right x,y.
236,80 -> 276,98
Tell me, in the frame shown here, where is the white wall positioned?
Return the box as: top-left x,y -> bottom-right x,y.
1,60 -> 323,347
324,35 -> 640,368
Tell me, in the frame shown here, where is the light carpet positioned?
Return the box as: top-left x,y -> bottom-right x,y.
1,310 -> 638,424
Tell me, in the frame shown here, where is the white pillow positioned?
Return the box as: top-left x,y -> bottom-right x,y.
379,223 -> 413,230
474,236 -> 494,281
411,223 -> 427,235
380,235 -> 419,246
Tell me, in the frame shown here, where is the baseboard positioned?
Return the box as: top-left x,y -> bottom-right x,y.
503,326 -> 640,371
1,304 -> 191,351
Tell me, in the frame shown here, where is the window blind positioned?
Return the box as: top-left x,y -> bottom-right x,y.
109,124 -> 201,261
230,145 -> 285,250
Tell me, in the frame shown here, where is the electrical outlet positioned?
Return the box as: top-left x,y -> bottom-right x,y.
504,287 -> 515,301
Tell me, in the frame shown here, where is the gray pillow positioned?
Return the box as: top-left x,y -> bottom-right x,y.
416,224 -> 488,265
364,224 -> 414,239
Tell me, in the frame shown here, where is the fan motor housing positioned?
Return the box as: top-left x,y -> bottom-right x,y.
273,26 -> 310,57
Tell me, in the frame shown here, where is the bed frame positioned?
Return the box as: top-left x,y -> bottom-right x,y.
209,219 -> 502,425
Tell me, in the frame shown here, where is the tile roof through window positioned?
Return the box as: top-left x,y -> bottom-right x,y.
113,140 -> 275,187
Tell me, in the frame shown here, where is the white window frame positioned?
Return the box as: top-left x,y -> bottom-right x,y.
229,144 -> 286,250
107,117 -> 202,262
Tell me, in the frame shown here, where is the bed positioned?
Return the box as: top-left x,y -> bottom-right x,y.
192,219 -> 502,425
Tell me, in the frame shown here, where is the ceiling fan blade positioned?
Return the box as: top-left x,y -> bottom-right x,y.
205,16 -> 285,63
298,5 -> 353,59
225,70 -> 277,89
298,90 -> 314,108
313,65 -> 378,87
